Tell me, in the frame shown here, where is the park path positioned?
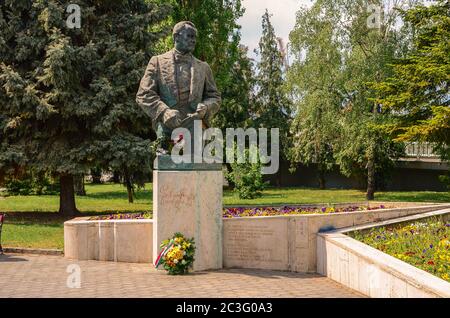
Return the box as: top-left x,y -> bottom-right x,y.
0,253 -> 364,298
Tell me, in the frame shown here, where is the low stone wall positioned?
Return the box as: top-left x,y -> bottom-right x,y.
64,204 -> 450,270
64,218 -> 153,263
223,204 -> 450,272
316,209 -> 450,298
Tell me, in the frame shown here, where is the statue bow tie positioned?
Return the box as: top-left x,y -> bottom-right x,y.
174,52 -> 192,64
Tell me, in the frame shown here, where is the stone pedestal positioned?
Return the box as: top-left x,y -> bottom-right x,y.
153,156 -> 223,271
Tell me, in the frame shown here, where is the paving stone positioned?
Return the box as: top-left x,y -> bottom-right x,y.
0,253 -> 364,298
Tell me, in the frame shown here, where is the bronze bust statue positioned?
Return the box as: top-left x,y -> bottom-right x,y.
136,21 -> 221,153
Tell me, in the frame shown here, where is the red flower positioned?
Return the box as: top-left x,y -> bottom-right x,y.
427,261 -> 435,265
171,134 -> 184,145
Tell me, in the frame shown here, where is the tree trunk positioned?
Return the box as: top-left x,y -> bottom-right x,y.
59,174 -> 79,216
366,150 -> 375,200
225,163 -> 235,190
112,170 -> 121,183
318,169 -> 326,190
124,169 -> 134,203
275,169 -> 282,187
366,99 -> 379,201
91,167 -> 102,184
74,174 -> 86,196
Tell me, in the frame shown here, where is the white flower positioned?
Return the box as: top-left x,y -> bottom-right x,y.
181,260 -> 187,265
183,251 -> 186,256
173,259 -> 178,264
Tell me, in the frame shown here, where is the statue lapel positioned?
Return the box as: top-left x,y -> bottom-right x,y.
159,51 -> 179,104
189,58 -> 202,103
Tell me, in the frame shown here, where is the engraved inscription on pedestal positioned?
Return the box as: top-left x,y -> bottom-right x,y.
223,219 -> 289,270
153,170 -> 223,271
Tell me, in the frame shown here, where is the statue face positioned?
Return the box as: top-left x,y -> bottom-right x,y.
174,26 -> 196,54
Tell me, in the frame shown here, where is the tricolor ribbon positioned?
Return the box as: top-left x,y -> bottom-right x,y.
154,239 -> 174,268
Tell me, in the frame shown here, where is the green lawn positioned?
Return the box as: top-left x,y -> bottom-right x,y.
0,183 -> 152,213
0,182 -> 449,213
0,183 -> 448,249
2,219 -> 64,249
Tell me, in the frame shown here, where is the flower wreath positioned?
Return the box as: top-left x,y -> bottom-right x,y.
155,232 -> 195,275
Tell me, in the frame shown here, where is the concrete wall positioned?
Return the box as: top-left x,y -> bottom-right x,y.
64,219 -> 153,263
64,204 -> 450,272
222,204 -> 450,272
317,209 -> 450,298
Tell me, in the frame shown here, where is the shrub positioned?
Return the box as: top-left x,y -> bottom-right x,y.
4,171 -> 59,196
5,178 -> 33,195
225,146 -> 268,199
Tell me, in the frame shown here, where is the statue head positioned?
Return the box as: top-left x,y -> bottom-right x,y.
173,21 -> 197,54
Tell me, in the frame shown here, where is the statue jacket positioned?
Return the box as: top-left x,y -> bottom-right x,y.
136,49 -> 221,129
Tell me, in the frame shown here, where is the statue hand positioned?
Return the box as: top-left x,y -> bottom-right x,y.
162,109 -> 182,129
196,103 -> 208,119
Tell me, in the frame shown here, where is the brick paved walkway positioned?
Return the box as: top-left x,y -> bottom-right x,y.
0,253 -> 364,298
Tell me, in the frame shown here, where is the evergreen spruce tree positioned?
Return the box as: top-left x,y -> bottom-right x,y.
0,0 -> 170,215
254,10 -> 292,185
213,44 -> 254,131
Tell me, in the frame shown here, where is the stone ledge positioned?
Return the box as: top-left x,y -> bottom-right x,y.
64,217 -> 153,225
3,247 -> 63,256
317,208 -> 450,298
154,155 -> 222,171
62,204 -> 450,273
223,204 -> 450,273
64,219 -> 153,263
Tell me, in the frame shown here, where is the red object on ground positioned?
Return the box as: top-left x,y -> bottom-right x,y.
0,213 -> 3,254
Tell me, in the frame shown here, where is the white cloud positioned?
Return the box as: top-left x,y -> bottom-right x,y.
238,0 -> 314,59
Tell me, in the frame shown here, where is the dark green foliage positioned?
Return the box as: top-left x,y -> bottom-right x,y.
0,1 -> 170,214
212,44 -> 254,131
4,171 -> 59,196
254,10 -> 292,159
288,0 -> 412,198
438,173 -> 450,190
373,0 -> 450,159
225,146 -> 268,199
287,4 -> 342,186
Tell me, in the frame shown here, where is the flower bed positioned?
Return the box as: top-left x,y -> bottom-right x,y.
350,218 -> 450,282
90,212 -> 151,220
89,205 -> 390,220
223,205 -> 389,218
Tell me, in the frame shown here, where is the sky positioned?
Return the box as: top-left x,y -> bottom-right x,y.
238,0 -> 314,60
238,0 -> 436,60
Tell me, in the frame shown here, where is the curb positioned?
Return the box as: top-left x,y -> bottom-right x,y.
2,247 -> 63,256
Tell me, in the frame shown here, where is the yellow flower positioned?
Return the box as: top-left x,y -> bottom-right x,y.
438,239 -> 449,247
